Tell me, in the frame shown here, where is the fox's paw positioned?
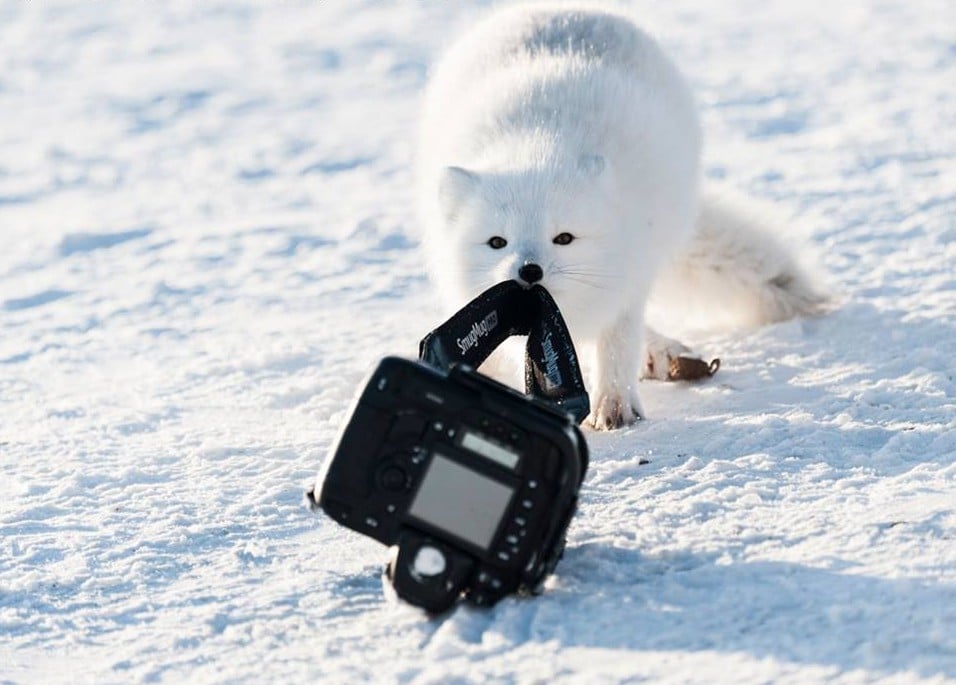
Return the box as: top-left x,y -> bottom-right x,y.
585,393 -> 643,430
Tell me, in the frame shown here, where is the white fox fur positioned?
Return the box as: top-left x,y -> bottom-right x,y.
417,3 -> 828,429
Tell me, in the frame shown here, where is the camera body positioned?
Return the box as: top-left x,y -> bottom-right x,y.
311,356 -> 587,613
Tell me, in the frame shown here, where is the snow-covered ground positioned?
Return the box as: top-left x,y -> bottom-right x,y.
1,0 -> 954,682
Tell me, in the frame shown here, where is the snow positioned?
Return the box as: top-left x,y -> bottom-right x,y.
1,0 -> 954,683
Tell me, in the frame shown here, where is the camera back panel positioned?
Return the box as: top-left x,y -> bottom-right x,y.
317,357 -> 586,604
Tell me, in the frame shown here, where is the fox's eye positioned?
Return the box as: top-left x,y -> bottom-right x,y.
487,236 -> 508,249
553,232 -> 575,245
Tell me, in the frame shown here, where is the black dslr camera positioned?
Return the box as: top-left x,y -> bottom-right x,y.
312,356 -> 586,612
308,282 -> 590,613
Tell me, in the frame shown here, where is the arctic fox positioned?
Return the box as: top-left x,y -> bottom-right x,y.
417,3 -> 828,429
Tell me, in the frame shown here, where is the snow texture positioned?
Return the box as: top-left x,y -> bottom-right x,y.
1,1 -> 954,683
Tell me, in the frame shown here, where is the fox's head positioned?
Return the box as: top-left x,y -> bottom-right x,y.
423,153 -> 650,333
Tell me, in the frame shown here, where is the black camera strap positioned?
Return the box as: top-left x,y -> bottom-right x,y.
419,281 -> 590,424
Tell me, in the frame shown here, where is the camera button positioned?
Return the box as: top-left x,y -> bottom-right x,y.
521,499 -> 534,510
497,551 -> 511,562
477,571 -> 504,590
514,516 -> 527,527
505,534 -> 519,545
412,545 -> 447,577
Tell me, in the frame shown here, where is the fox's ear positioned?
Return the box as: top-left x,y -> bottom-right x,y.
578,154 -> 605,178
439,166 -> 480,220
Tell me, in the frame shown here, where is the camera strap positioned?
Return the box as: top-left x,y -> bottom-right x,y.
419,281 -> 590,424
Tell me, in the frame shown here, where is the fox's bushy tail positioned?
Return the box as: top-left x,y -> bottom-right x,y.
650,188 -> 832,330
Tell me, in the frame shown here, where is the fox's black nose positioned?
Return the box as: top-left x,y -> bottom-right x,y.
518,262 -> 543,284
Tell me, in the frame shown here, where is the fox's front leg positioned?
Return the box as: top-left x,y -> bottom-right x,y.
586,308 -> 645,430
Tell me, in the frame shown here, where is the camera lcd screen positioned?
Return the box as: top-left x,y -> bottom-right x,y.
460,430 -> 520,470
408,453 -> 515,550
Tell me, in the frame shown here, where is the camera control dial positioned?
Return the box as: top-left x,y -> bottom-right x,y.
378,464 -> 408,492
